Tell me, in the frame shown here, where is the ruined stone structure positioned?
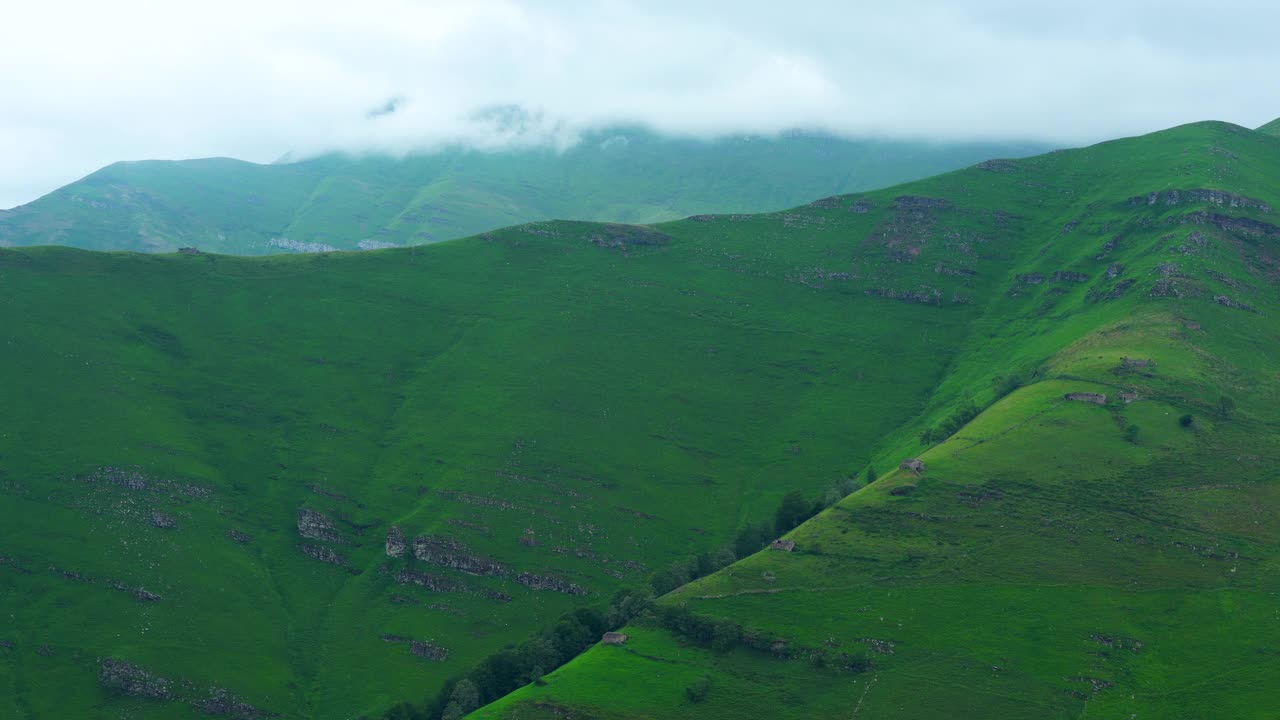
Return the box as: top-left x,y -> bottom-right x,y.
899,458 -> 925,474
769,539 -> 796,552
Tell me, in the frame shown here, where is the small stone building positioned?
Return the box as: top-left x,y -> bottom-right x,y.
1119,391 -> 1140,404
899,458 -> 925,474
177,247 -> 201,255
602,632 -> 629,645
1064,392 -> 1107,405
769,539 -> 796,552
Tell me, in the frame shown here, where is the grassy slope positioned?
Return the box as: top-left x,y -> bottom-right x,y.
0,202 -> 988,713
475,121 -> 1280,719
1,120 -> 1276,720
0,130 -> 1047,254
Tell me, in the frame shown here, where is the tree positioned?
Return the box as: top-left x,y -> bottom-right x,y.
1124,424 -> 1140,443
865,465 -> 878,485
774,490 -> 813,534
445,679 -> 479,719
1179,414 -> 1194,428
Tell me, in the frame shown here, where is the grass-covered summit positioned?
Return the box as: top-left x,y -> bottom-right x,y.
0,129 -> 1046,255
1,118 -> 1277,720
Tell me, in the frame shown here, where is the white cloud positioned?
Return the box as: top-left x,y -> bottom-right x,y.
2,0 -> 1278,207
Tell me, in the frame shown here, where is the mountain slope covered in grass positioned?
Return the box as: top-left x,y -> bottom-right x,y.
473,119 -> 1280,719
1,118 -> 1277,720
0,129 -> 1047,254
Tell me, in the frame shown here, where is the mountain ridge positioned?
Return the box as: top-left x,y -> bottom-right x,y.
0,129 -> 1049,254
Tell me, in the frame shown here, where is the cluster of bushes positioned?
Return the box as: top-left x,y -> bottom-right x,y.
650,472 -> 871,594
649,604 -> 871,672
919,400 -> 979,445
384,590 -> 653,720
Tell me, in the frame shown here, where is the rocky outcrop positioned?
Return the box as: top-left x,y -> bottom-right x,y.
268,237 -> 338,253
586,224 -> 671,250
893,196 -> 951,211
299,543 -> 347,567
385,526 -> 406,558
1128,189 -> 1272,213
435,489 -> 518,511
1089,278 -> 1135,301
1105,263 -> 1125,279
849,199 -> 873,214
394,569 -> 463,592
225,529 -> 253,544
866,286 -> 961,306
1149,279 -> 1186,298
1051,271 -> 1089,283
1213,294 -> 1258,313
513,572 -> 588,596
150,510 -> 176,529
100,659 -> 273,718
193,687 -> 275,719
382,634 -> 450,661
1170,231 -> 1211,255
1065,392 -> 1107,405
296,509 -> 344,543
1170,211 -> 1280,238
99,659 -> 173,699
412,535 -> 506,577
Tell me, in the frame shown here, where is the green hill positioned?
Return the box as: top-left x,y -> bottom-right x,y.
0,129 -> 1047,254
1258,116 -> 1280,136
1,119 -> 1277,720
473,120 -> 1280,719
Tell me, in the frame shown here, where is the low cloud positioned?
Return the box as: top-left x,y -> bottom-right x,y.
3,0 -> 1277,207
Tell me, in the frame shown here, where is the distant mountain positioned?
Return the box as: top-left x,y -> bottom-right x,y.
1258,116 -> 1280,136
0,129 -> 1049,254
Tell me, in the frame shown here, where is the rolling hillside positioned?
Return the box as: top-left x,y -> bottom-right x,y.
475,120 -> 1280,719
0,129 -> 1047,254
0,118 -> 1277,720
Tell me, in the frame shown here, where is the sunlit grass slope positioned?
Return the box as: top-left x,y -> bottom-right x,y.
476,120 -> 1280,719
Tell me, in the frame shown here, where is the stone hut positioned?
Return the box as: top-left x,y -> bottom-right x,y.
1065,392 -> 1107,405
1120,357 -> 1153,369
899,458 -> 925,474
1119,391 -> 1140,404
602,632 -> 629,645
769,539 -> 796,552
177,247 -> 201,255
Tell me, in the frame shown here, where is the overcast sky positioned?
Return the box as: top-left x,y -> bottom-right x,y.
2,0 -> 1278,208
